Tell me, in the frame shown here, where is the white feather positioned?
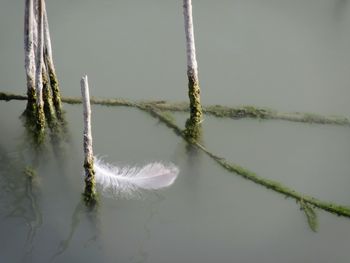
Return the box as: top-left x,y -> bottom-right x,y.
94,157 -> 179,198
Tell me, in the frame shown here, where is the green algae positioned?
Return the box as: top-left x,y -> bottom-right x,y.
274,112 -> 350,125
161,111 -> 177,123
23,88 -> 37,121
2,92 -> 348,126
83,161 -> 98,207
0,92 -> 27,101
42,70 -> 59,132
187,74 -> 202,124
24,166 -> 37,179
299,200 -> 318,232
36,104 -> 46,134
1,91 -> 349,229
21,104 -> 46,147
48,65 -> 62,117
139,106 -> 350,222
205,105 -> 271,119
184,118 -> 202,142
0,92 -> 69,145
44,53 -> 63,120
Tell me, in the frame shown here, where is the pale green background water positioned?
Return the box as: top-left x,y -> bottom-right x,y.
1,1 -> 350,263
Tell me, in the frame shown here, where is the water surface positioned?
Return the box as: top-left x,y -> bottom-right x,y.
1,1 -> 350,263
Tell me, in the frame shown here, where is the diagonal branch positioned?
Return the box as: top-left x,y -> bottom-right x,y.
137,105 -> 350,219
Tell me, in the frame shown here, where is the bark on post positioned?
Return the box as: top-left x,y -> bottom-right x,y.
183,0 -> 202,124
43,2 -> 62,119
24,0 -> 37,116
34,0 -> 45,131
81,75 -> 97,205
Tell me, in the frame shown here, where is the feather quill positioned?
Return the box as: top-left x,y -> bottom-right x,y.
94,157 -> 179,198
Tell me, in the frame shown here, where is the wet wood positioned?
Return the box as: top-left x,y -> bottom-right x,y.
183,0 -> 202,123
24,0 -> 37,112
43,2 -> 62,117
80,75 -> 97,205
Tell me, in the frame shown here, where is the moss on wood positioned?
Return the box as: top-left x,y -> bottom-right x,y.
205,105 -> 271,119
42,70 -> 59,131
47,63 -> 62,118
1,91 -> 349,227
140,106 -> 350,221
184,118 -> 202,142
2,92 -> 348,126
188,74 -> 202,124
83,161 -> 98,207
24,87 -> 37,120
33,105 -> 46,145
24,166 -> 37,179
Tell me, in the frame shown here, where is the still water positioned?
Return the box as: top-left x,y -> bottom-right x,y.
1,1 -> 350,262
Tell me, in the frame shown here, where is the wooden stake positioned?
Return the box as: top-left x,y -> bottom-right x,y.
183,0 -> 202,124
80,75 -> 97,204
43,2 -> 62,118
24,0 -> 37,115
42,63 -> 57,129
34,0 -> 45,130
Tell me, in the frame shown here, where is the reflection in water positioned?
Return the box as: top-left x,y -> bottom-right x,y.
50,201 -> 84,261
0,147 -> 43,261
48,121 -> 68,161
130,194 -> 165,263
51,200 -> 101,262
22,168 -> 43,259
46,107 -> 72,164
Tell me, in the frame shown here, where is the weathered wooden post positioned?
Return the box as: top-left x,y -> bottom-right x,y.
42,64 -> 57,128
81,75 -> 97,205
43,2 -> 62,119
183,0 -> 202,124
24,0 -> 63,139
34,0 -> 45,131
24,0 -> 37,117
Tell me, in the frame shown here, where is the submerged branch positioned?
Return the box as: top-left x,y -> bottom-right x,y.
0,92 -> 349,126
1,91 -> 349,222
0,93 -> 29,101
43,1 -> 63,118
138,106 -> 350,219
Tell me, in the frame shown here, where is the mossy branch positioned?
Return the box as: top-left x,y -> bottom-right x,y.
1,91 -> 349,126
138,105 -> 350,220
1,91 -> 349,223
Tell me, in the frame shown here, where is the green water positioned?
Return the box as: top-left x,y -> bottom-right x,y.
1,1 -> 350,262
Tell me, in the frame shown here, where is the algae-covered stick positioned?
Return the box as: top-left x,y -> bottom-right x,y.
183,0 -> 202,124
80,75 -> 97,204
42,63 -> 56,127
24,0 -> 37,114
34,0 -> 45,130
1,91 -> 349,126
43,1 -> 62,118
